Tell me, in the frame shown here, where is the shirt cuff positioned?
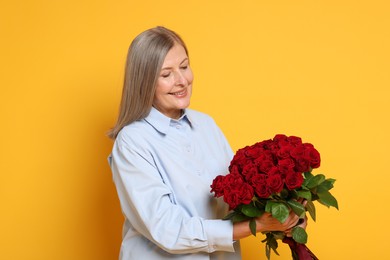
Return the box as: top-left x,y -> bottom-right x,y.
203,219 -> 235,253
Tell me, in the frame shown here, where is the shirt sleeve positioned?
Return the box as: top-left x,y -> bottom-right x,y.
109,135 -> 235,254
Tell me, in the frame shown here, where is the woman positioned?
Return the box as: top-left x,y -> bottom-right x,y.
108,26 -> 302,260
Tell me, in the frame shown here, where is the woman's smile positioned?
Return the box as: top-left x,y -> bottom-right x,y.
169,89 -> 187,97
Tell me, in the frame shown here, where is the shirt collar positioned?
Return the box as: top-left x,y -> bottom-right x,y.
144,107 -> 193,135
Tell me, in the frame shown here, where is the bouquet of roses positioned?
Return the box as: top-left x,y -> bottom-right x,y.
210,134 -> 338,260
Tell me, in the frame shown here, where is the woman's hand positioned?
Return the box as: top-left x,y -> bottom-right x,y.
284,215 -> 308,237
255,210 -> 300,233
284,199 -> 308,237
232,199 -> 307,240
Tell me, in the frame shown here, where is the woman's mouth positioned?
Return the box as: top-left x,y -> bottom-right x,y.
169,89 -> 187,97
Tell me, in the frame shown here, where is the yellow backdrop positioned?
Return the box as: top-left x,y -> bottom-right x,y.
1,0 -> 389,259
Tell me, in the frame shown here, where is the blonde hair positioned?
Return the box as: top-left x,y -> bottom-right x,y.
107,26 -> 189,139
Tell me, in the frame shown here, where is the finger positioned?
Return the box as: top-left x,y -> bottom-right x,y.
298,216 -> 308,229
290,211 -> 300,223
284,227 -> 293,237
285,216 -> 300,230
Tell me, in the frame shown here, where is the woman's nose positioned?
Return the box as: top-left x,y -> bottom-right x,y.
174,71 -> 186,86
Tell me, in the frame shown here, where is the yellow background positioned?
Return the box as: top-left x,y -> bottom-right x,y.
1,0 -> 389,259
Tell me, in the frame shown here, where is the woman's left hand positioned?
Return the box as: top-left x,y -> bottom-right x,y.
284,199 -> 308,237
284,215 -> 307,237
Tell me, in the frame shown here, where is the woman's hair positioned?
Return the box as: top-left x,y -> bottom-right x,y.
107,26 -> 188,139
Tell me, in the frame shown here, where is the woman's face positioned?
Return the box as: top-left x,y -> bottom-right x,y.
153,43 -> 193,119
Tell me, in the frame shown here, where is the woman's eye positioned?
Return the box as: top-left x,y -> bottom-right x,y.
180,65 -> 188,70
161,73 -> 170,78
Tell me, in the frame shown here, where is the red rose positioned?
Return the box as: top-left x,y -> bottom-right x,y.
253,180 -> 271,198
273,134 -> 288,145
246,171 -> 267,186
290,145 -> 305,160
222,187 -> 239,209
267,173 -> 284,193
238,183 -> 255,203
290,144 -> 312,172
276,145 -> 293,159
285,171 -> 304,190
242,163 -> 258,177
278,158 -> 295,174
257,139 -> 273,149
257,159 -> 275,174
229,165 -> 240,175
223,182 -> 254,209
224,173 -> 244,187
249,173 -> 271,198
267,166 -> 280,176
243,170 -> 256,184
230,150 -> 251,171
210,175 -> 226,197
287,136 -> 302,146
295,157 -> 311,173
244,146 -> 263,159
263,139 -> 279,153
303,143 -> 321,168
254,151 -> 275,173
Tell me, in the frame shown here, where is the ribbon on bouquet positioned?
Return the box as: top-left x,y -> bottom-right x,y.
282,237 -> 319,260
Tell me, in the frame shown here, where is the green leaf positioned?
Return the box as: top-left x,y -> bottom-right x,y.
231,213 -> 251,223
306,200 -> 316,221
262,233 -> 280,260
296,190 -> 312,201
311,193 -> 319,201
271,202 -> 290,223
222,211 -> 236,220
302,172 -> 313,187
265,243 -> 271,260
292,226 -> 308,244
316,179 -> 336,193
268,236 -> 280,256
265,201 -> 276,213
317,179 -> 336,192
271,231 -> 285,240
304,171 -> 314,179
306,174 -> 326,189
249,218 -> 257,236
318,190 -> 339,209
287,200 -> 306,218
241,203 -> 264,217
318,178 -> 335,184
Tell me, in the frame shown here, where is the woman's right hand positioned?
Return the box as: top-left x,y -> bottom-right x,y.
232,210 -> 300,240
255,210 -> 300,233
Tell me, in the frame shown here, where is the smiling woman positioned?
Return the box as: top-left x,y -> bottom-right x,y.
107,26 -> 303,260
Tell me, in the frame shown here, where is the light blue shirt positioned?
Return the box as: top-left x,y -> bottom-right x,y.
108,107 -> 241,260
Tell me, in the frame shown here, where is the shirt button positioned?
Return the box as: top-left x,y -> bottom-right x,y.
176,125 -> 181,129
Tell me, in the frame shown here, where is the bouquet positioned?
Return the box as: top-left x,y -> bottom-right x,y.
210,134 -> 338,260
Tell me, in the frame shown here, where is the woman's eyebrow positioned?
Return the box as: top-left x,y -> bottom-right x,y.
161,58 -> 189,70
